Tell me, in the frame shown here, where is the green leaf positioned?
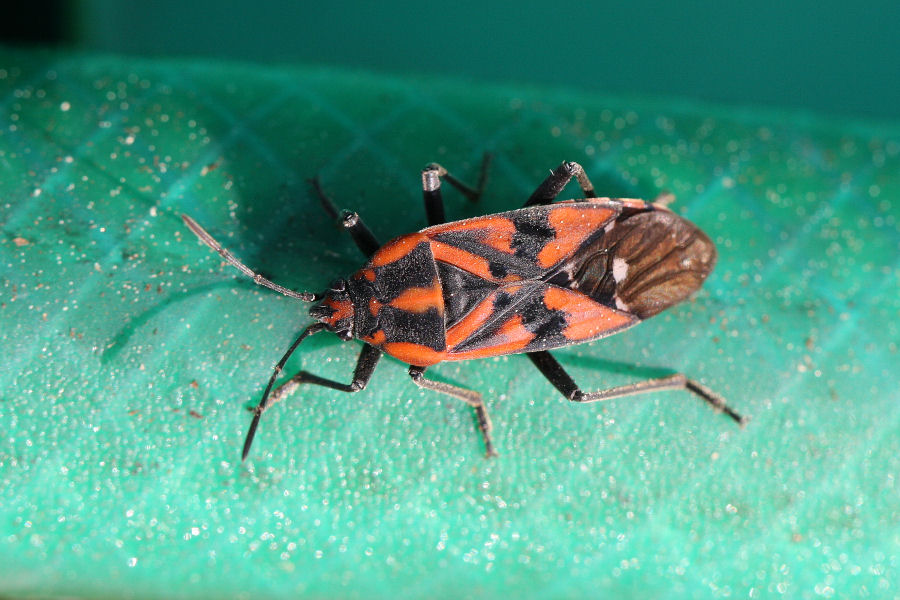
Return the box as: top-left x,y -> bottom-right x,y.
1,47 -> 898,598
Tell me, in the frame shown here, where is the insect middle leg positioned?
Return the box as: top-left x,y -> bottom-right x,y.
526,350 -> 747,424
421,153 -> 493,226
408,365 -> 498,457
310,176 -> 381,258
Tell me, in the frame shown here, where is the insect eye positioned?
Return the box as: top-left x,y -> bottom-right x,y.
329,279 -> 347,292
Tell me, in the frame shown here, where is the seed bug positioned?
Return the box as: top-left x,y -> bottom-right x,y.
183,156 -> 746,459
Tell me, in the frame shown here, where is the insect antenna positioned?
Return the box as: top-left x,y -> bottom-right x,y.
242,322 -> 328,460
182,214 -> 320,302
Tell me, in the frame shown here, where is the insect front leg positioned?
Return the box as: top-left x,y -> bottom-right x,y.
243,342 -> 383,459
268,342 -> 383,402
526,351 -> 747,425
408,366 -> 498,457
524,161 -> 596,206
310,177 -> 381,258
421,152 -> 492,225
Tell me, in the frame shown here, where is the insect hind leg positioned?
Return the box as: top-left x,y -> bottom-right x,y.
422,152 -> 492,225
527,351 -> 747,425
524,161 -> 596,207
408,366 -> 498,457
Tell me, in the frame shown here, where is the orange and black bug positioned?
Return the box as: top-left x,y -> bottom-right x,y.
183,157 -> 746,459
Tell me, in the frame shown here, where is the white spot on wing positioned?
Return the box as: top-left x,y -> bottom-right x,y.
612,257 -> 628,283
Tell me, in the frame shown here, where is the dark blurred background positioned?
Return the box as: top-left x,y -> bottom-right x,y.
4,0 -> 899,119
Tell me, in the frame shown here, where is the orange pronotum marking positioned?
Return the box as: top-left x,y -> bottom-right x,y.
388,278 -> 444,315
368,297 -> 382,317
536,205 -> 616,268
382,342 -> 447,366
362,329 -> 387,346
543,287 -> 635,340
323,296 -> 353,327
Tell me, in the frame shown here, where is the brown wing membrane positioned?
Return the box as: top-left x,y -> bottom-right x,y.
565,210 -> 717,319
